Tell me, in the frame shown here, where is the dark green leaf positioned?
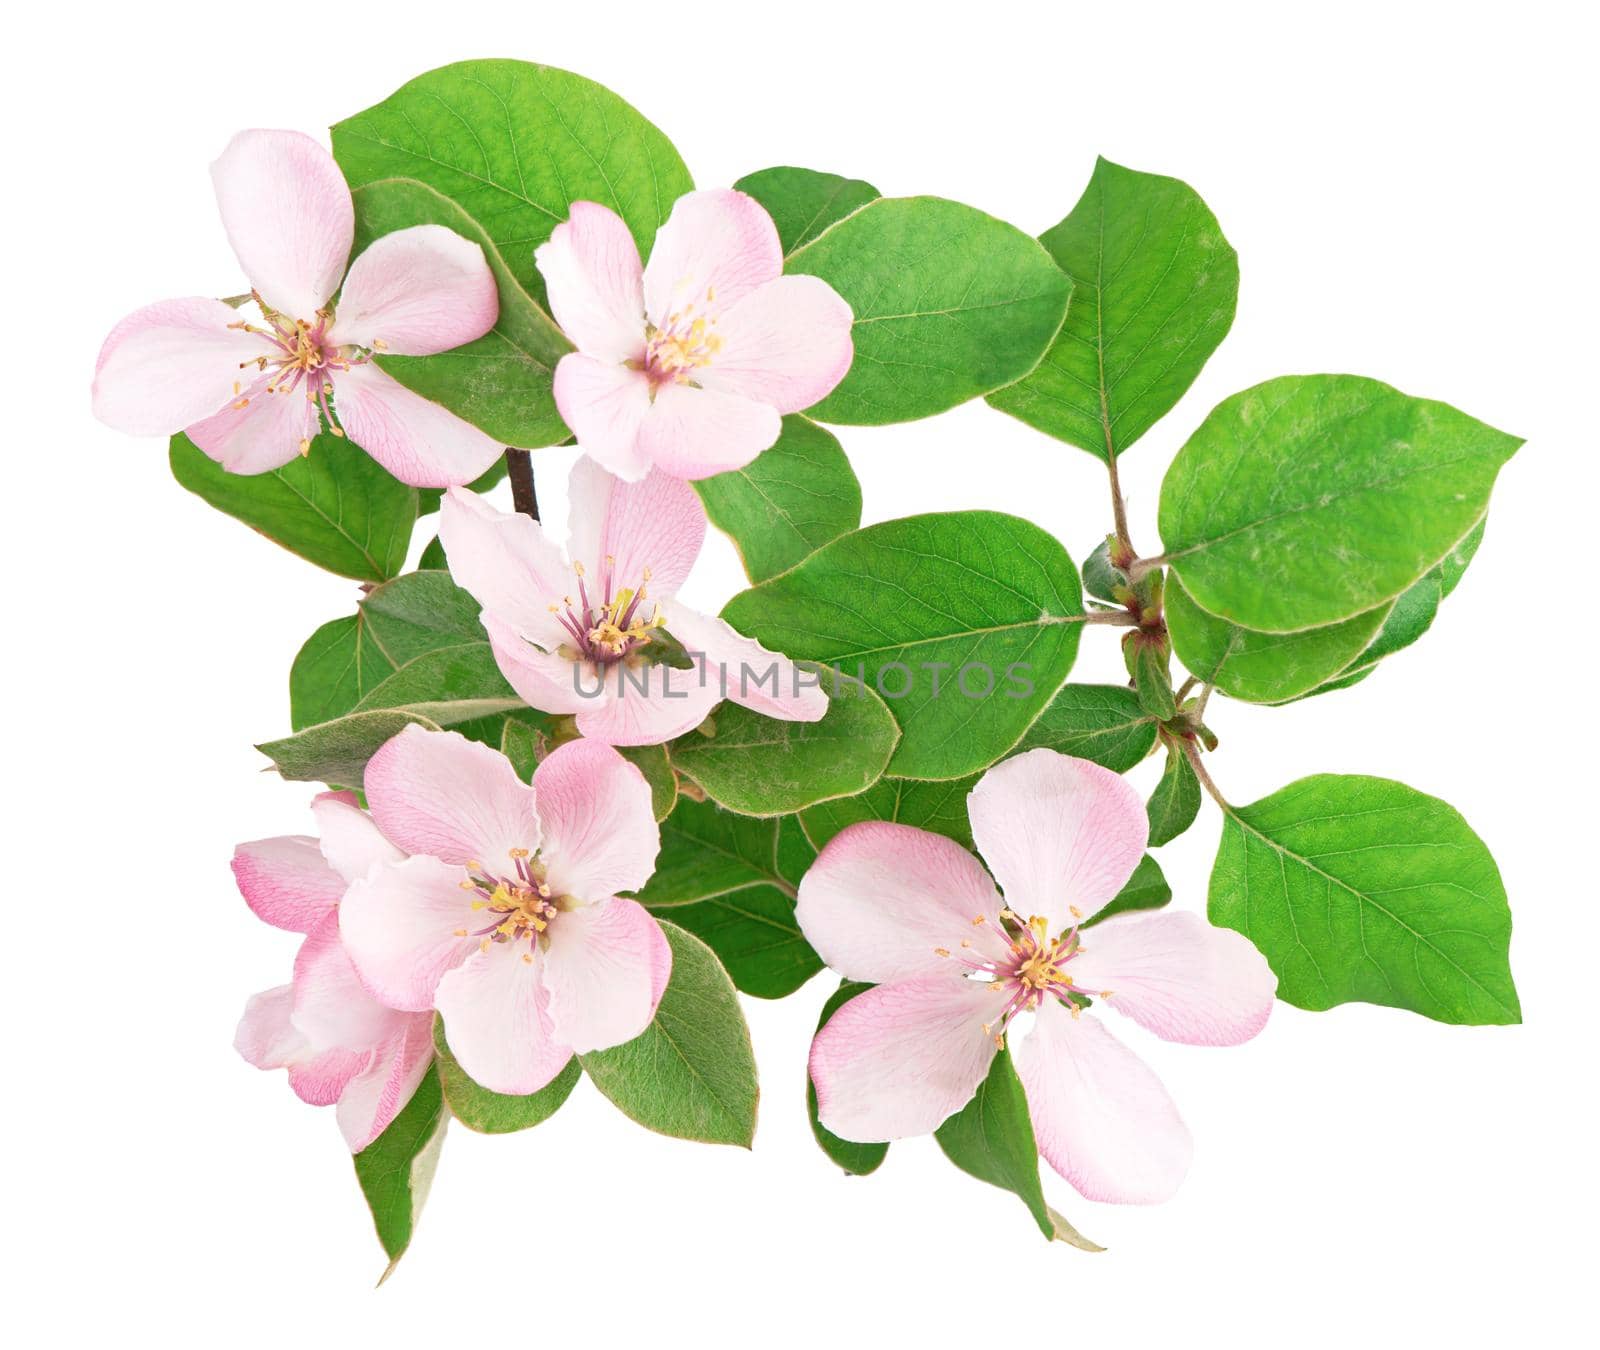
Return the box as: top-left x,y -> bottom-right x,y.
353,1066 -> 447,1281
171,431 -> 415,582
800,774 -> 979,851
787,197 -> 1072,424
1210,774 -> 1519,1024
432,1016 -> 579,1133
988,157 -> 1238,460
580,920 -> 759,1146
721,512 -> 1084,780
1147,744 -> 1201,847
1159,376 -> 1521,631
1087,854 -> 1172,926
807,982 -> 888,1176
693,416 -> 862,582
1014,683 -> 1159,772
733,165 -> 880,256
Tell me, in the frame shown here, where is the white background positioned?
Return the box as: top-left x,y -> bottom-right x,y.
6,1 -> 1595,1342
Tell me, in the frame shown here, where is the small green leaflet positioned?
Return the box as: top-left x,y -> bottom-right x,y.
1147,743 -> 1201,847
988,157 -> 1239,461
353,1066 -> 448,1282
733,166 -> 881,257
1209,774 -> 1519,1024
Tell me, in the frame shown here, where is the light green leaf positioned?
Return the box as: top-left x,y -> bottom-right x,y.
171,431 -> 415,582
289,613 -> 401,730
580,920 -> 759,1147
988,157 -> 1238,460
1013,683 -> 1159,772
807,982 -> 889,1176
1210,775 -> 1520,1023
721,512 -> 1084,780
1088,854 -> 1172,926
332,60 -> 692,304
1158,375 -> 1521,631
1147,744 -> 1201,847
351,643 -> 525,726
353,1066 -> 448,1282
432,1017 -> 579,1134
633,799 -> 820,998
800,774 -> 979,851
1165,571 -> 1392,704
787,197 -> 1072,424
668,671 -> 898,816
258,709 -> 444,787
693,416 -> 862,582
934,1047 -> 1103,1250
1081,538 -> 1127,603
733,166 -> 880,257
350,179 -> 571,447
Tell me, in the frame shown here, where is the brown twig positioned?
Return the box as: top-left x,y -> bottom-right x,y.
505,448 -> 539,520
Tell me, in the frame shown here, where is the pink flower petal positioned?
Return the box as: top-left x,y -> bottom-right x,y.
699,275 -> 854,413
535,201 -> 647,364
635,380 -> 781,479
235,984 -> 305,1068
552,353 -> 654,481
92,297 -> 268,437
336,1016 -> 435,1152
1015,1000 -> 1193,1204
660,600 -> 829,724
232,834 -> 346,933
642,189 -> 782,328
565,456 -> 706,598
328,224 -> 498,355
795,822 -> 1008,983
339,855 -> 481,1012
809,975 -> 1000,1141
310,791 -> 403,886
435,947 -> 573,1095
1068,911 -> 1277,1046
292,913 -> 405,1052
287,1046 -> 371,1107
439,488 -> 574,649
532,738 -> 659,898
967,748 -> 1148,935
483,616 -> 594,716
210,129 -> 353,318
570,651 -> 723,746
185,373 -> 315,474
331,361 -> 505,488
364,725 -> 541,867
541,898 -> 671,1053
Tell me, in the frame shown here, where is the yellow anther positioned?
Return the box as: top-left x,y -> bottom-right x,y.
453,928 -> 467,937
934,947 -> 951,958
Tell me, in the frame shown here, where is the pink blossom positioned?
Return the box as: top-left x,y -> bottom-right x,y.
337,726 -> 670,1095
439,455 -> 828,745
233,791 -> 433,1152
537,189 -> 854,480
93,129 -> 504,487
797,748 -> 1277,1204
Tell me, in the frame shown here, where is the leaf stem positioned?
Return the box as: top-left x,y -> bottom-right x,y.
1180,737 -> 1230,810
505,449 -> 539,521
1080,609 -> 1139,627
1104,450 -> 1134,560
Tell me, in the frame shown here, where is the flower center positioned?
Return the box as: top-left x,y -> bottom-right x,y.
641,287 -> 723,387
225,290 -> 375,455
935,907 -> 1098,1047
549,555 -> 664,665
457,848 -> 572,959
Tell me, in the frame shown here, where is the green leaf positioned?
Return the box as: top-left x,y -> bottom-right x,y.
289,613 -> 401,730
800,774 -> 979,851
693,416 -> 862,582
258,709 -> 445,787
633,799 -> 821,998
1081,538 -> 1127,603
807,982 -> 888,1176
1132,637 -> 1178,720
1088,854 -> 1171,926
934,1047 -> 1103,1250
171,431 -> 415,582
1210,775 -> 1519,1024
349,178 -> 571,447
1158,375 -> 1521,631
1013,683 -> 1159,772
1164,571 -> 1392,704
332,60 -> 692,305
432,1016 -> 579,1134
987,157 -> 1238,460
417,535 -> 447,570
668,670 -> 898,815
499,717 -> 542,780
351,643 -> 525,726
787,197 -> 1072,424
580,920 -> 759,1146
620,743 -> 679,822
1147,744 -> 1201,847
733,165 -> 880,256
353,1066 -> 447,1281
721,512 -> 1084,780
